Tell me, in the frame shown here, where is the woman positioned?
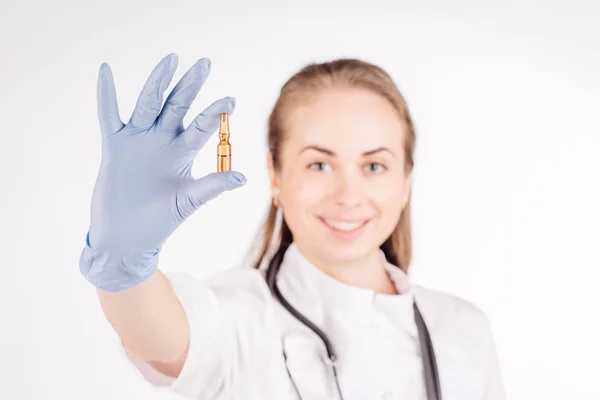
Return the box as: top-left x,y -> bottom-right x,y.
80,53 -> 505,400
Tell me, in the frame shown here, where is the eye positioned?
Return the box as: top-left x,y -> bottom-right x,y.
365,163 -> 386,173
309,162 -> 331,171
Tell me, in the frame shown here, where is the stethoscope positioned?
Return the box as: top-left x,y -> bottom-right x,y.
265,241 -> 442,400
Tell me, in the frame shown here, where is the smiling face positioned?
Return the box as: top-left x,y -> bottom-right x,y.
268,86 -> 411,269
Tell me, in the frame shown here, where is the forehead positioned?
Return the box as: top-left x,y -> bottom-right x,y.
285,87 -> 406,152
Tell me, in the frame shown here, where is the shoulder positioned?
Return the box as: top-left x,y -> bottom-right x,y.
163,267 -> 278,349
413,285 -> 506,397
150,268 -> 283,398
412,284 -> 493,343
161,267 -> 275,329
164,266 -> 271,305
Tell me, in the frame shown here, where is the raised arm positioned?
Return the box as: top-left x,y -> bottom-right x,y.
79,54 -> 246,375
96,269 -> 189,375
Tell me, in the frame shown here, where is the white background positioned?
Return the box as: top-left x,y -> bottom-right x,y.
1,0 -> 599,399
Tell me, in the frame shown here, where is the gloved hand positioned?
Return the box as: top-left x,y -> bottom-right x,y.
79,53 -> 246,292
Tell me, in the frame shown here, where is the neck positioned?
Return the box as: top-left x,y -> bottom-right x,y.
300,245 -> 398,295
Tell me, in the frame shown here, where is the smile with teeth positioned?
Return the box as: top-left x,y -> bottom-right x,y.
322,218 -> 368,231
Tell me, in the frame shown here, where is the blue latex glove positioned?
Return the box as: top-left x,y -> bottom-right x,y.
79,53 -> 246,292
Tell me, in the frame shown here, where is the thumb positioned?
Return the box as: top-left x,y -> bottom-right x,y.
180,171 -> 247,216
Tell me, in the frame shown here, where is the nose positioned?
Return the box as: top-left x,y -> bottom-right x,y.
332,171 -> 364,207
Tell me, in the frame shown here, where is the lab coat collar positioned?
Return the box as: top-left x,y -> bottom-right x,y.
277,242 -> 415,313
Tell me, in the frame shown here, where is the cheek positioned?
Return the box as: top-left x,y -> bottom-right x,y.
281,171 -> 327,211
370,178 -> 407,214
279,173 -> 327,239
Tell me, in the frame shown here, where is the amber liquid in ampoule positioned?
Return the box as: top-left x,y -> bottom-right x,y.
217,113 -> 231,172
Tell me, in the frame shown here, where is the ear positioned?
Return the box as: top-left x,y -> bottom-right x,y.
267,151 -> 280,196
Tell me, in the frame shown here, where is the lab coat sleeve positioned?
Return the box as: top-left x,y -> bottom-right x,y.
482,317 -> 506,400
118,267 -> 276,399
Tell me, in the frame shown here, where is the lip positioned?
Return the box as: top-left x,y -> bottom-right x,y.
320,217 -> 371,223
318,217 -> 370,240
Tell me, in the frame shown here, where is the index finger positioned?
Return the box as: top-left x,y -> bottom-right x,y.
97,62 -> 124,136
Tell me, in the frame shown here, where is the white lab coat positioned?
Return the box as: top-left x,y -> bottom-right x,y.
121,242 -> 505,400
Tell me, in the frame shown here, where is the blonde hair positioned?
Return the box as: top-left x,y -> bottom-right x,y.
248,59 -> 417,272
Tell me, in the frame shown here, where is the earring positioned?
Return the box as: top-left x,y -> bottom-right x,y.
273,196 -> 279,207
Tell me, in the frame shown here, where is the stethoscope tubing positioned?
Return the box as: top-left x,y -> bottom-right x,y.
265,243 -> 442,400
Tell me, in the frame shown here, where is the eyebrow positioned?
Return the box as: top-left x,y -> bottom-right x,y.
299,145 -> 395,157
